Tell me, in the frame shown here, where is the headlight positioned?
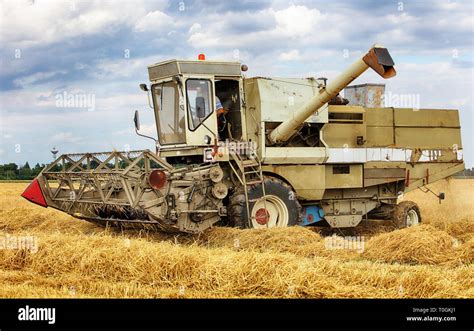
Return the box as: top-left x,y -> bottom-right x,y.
148,169 -> 167,189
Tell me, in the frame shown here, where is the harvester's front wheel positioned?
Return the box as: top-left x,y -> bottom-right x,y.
228,178 -> 301,229
392,201 -> 421,229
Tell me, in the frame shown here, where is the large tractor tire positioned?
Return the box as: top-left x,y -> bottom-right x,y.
228,178 -> 301,229
391,201 -> 421,229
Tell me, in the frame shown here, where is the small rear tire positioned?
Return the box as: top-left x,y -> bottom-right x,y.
392,201 -> 421,229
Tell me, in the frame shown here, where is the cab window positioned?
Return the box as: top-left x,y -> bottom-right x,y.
186,79 -> 213,131
152,81 -> 185,145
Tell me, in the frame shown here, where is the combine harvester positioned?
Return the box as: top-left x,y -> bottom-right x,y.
22,45 -> 464,233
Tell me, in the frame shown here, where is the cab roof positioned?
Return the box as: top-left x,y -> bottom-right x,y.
148,59 -> 242,82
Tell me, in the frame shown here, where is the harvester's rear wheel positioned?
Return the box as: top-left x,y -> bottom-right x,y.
392,201 -> 421,229
228,178 -> 301,229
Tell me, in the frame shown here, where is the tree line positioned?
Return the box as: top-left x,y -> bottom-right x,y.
454,167 -> 474,178
0,162 -> 46,180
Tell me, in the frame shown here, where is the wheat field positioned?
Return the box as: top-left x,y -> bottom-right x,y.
0,179 -> 472,298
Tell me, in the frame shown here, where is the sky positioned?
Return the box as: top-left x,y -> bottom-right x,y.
0,0 -> 473,167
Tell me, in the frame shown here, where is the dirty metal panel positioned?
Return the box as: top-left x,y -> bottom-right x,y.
148,60 -> 241,81
261,164 -> 326,200
330,186 -> 379,200
322,123 -> 366,148
405,162 -> 465,192
328,105 -> 365,121
366,127 -> 394,146
179,62 -> 241,76
344,84 -> 385,108
148,61 -> 179,81
364,167 -> 405,187
395,127 -> 462,148
257,78 -> 328,123
364,161 -> 406,169
394,108 -> 461,128
365,107 -> 393,126
263,146 -> 327,164
364,168 -> 406,178
325,164 -> 363,189
360,107 -> 393,147
243,78 -> 262,144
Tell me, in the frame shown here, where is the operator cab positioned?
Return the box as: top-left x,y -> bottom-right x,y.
136,59 -> 246,164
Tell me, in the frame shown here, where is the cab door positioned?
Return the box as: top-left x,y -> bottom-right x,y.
184,77 -> 219,146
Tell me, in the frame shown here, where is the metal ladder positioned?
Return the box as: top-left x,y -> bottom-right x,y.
229,150 -> 267,224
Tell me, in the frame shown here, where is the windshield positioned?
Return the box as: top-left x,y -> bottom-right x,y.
152,81 -> 185,145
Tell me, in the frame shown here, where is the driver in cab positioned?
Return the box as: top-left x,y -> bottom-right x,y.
215,96 -> 229,137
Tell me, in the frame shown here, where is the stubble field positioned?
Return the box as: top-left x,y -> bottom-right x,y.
0,179 -> 472,298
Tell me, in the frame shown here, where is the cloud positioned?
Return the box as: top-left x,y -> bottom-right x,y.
2,2 -> 110,48
0,0 -> 170,48
188,31 -> 220,48
13,70 -> 67,88
115,123 -> 156,137
93,57 -> 154,79
51,132 -> 82,144
188,23 -> 202,34
279,50 -> 301,61
134,10 -> 173,32
274,5 -> 325,37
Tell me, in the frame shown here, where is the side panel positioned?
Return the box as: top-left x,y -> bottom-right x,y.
365,107 -> 394,146
321,105 -> 366,148
395,128 -> 462,149
261,164 -> 326,200
344,84 -> 385,108
256,78 -> 328,124
366,127 -> 394,146
243,78 -> 262,144
405,162 -> 465,192
148,60 -> 241,81
263,147 -> 327,164
365,107 -> 462,149
325,164 -> 363,188
394,107 -> 462,148
322,123 -> 366,148
394,108 -> 461,127
363,161 -> 406,187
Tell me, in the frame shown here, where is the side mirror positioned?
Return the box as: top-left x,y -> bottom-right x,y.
139,84 -> 149,92
133,109 -> 157,143
134,110 -> 140,131
196,97 -> 206,118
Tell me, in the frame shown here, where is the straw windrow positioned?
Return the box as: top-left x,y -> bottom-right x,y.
0,179 -> 472,298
